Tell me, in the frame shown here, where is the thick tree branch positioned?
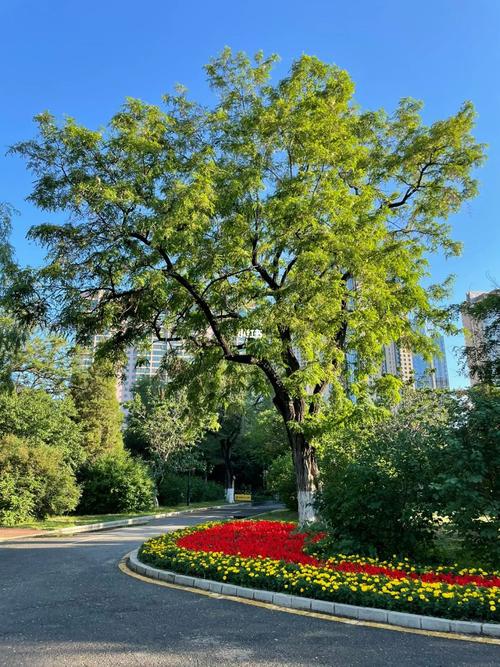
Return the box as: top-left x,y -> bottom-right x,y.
129,231 -> 234,356
279,257 -> 297,287
278,324 -> 301,375
200,266 -> 254,297
130,230 -> 289,400
251,235 -> 280,290
386,160 -> 436,210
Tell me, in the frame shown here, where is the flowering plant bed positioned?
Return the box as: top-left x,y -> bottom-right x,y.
138,520 -> 499,623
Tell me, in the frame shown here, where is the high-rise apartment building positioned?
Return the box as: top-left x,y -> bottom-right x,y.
413,335 -> 449,389
381,342 -> 414,383
381,334 -> 449,389
79,333 -> 109,370
82,324 -> 450,403
119,337 -> 189,403
462,289 -> 500,386
80,333 -> 189,404
82,326 -> 268,404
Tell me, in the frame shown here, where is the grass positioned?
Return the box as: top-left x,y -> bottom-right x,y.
2,500 -> 228,531
253,508 -> 298,522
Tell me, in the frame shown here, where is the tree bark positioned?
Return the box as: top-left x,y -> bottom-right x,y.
221,437 -> 235,504
273,393 -> 320,525
289,430 -> 319,524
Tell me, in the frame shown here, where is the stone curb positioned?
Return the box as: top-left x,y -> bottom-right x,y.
127,549 -> 500,640
0,503 -> 239,543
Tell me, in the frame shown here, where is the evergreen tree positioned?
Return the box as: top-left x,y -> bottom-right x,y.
70,360 -> 123,461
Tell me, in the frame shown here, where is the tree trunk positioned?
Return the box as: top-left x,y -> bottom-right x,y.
221,438 -> 235,504
290,430 -> 319,524
272,392 -> 320,525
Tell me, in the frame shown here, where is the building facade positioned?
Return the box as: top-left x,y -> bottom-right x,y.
80,334 -> 189,404
381,342 -> 414,383
462,289 -> 500,386
381,334 -> 449,390
82,325 -> 450,403
412,334 -> 449,389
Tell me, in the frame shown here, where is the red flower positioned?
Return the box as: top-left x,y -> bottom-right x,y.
176,521 -> 500,589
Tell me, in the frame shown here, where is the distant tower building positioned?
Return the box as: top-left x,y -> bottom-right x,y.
119,336 -> 189,403
381,332 -> 449,390
79,334 -> 109,370
462,289 -> 500,386
413,334 -> 449,389
382,342 -> 414,383
80,333 -> 189,403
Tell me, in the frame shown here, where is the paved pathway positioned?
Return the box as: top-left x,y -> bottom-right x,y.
0,527 -> 43,540
0,506 -> 498,666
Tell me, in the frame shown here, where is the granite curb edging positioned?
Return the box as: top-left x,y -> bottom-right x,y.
0,503 -> 240,543
127,549 -> 500,640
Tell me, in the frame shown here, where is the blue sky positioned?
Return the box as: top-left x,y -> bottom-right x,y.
1,0 -> 499,387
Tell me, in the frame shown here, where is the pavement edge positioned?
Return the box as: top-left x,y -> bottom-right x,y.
124,548 -> 500,643
0,503 -> 241,542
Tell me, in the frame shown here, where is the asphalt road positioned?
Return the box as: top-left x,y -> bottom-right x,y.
0,505 -> 498,667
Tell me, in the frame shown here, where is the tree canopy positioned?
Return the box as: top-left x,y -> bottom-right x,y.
10,50 -> 485,522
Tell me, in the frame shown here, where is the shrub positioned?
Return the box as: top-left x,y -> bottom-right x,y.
77,452 -> 155,514
435,386 -> 500,566
0,434 -> 80,524
318,391 -> 447,559
157,472 -> 185,505
267,453 -> 297,511
317,455 -> 437,559
0,388 -> 84,469
0,468 -> 35,525
318,387 -> 500,564
188,476 -> 224,502
158,472 -> 224,506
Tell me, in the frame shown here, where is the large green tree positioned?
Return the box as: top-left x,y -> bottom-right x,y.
10,50 -> 484,522
0,204 -> 28,388
125,383 -> 211,486
201,394 -> 288,500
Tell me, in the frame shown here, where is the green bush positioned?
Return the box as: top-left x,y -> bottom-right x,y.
188,476 -> 224,502
267,453 -> 297,511
0,388 -> 84,469
318,388 -> 500,564
318,391 -> 446,559
0,471 -> 35,525
158,472 -> 224,506
157,472 -> 185,505
318,455 -> 437,559
434,387 -> 500,566
0,434 -> 80,525
77,452 -> 155,514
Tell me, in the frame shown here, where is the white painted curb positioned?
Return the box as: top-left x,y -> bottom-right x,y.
0,503 -> 240,542
127,549 -> 500,639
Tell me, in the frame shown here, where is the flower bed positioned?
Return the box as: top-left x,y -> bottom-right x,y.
138,520 -> 499,623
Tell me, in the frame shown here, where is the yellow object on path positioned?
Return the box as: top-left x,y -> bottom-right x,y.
234,493 -> 252,502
